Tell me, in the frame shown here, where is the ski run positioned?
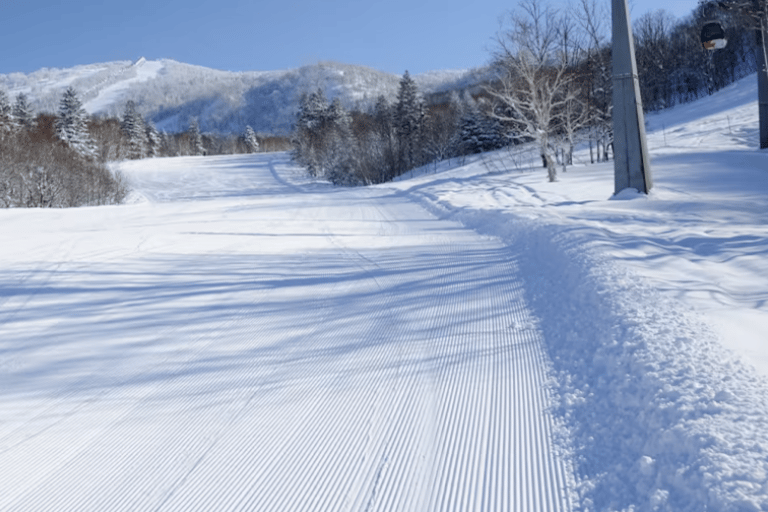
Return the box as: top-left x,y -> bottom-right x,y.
2,74 -> 768,511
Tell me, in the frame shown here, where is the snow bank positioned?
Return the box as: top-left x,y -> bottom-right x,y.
388,72 -> 768,508
402,192 -> 768,511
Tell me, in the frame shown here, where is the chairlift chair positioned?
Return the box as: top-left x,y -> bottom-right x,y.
701,20 -> 728,50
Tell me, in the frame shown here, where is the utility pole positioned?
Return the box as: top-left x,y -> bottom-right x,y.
758,13 -> 768,148
612,0 -> 653,194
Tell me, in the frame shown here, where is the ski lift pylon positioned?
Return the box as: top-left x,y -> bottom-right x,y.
701,20 -> 728,50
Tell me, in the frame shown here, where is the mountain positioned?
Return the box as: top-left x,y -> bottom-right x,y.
0,58 -> 492,135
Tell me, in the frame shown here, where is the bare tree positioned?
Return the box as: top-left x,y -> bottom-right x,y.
575,0 -> 613,163
557,9 -> 590,171
486,0 -> 581,182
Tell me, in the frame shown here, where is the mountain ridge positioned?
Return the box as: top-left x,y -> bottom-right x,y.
1,59 -> 492,135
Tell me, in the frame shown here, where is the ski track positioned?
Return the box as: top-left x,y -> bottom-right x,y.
0,154 -> 574,511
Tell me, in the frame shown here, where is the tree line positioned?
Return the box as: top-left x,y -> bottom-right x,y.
293,0 -> 763,185
292,72 -> 508,186
0,88 -> 128,208
0,86 -> 292,208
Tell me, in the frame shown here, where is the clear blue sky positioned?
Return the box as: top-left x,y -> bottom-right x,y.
1,0 -> 698,76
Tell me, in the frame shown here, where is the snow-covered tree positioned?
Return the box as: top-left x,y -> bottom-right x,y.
323,98 -> 355,185
145,121 -> 162,158
297,89 -> 330,132
55,87 -> 96,158
121,100 -> 148,159
487,0 -> 581,182
371,95 -> 397,180
188,117 -> 205,156
161,131 -> 179,157
394,71 -> 426,172
12,93 -> 35,131
293,89 -> 330,175
0,90 -> 12,136
242,125 -> 259,153
457,107 -> 507,155
373,95 -> 393,137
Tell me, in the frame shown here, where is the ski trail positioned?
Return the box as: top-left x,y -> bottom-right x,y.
0,154 -> 575,511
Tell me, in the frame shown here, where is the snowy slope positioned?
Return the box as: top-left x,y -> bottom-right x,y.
0,154 -> 577,511
1,73 -> 767,512
0,59 -> 489,134
391,73 -> 768,511
83,58 -> 164,113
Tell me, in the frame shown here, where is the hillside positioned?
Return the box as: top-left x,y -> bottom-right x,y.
0,59 -> 491,135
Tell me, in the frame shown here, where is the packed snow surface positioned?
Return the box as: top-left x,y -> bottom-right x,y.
1,74 -> 768,511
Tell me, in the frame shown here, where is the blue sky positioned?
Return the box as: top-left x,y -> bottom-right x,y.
1,0 -> 699,76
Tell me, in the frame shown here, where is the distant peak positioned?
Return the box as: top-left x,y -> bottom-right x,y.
133,57 -> 147,67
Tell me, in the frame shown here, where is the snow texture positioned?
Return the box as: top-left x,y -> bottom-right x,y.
1,73 -> 767,512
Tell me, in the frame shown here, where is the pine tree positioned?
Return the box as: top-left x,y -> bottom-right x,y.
242,125 -> 259,153
188,118 -> 205,156
293,89 -> 330,175
145,121 -> 162,157
323,98 -> 354,185
458,108 -> 507,155
161,131 -> 178,157
0,90 -> 12,136
373,95 -> 392,137
297,89 -> 329,132
394,71 -> 426,172
55,87 -> 96,158
371,95 -> 397,181
121,100 -> 148,159
12,93 -> 35,131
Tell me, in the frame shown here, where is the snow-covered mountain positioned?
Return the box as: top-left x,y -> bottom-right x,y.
0,58 -> 491,135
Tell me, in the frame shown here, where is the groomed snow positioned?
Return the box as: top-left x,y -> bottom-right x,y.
1,73 -> 767,512
0,154 -> 577,510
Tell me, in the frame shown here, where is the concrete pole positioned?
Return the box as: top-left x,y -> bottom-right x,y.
758,14 -> 768,149
612,0 -> 653,194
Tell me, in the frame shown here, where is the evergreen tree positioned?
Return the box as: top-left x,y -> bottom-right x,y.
0,90 -> 12,135
457,108 -> 507,155
242,125 -> 259,153
121,100 -> 148,159
293,89 -> 330,175
373,95 -> 393,137
161,131 -> 178,157
55,87 -> 96,158
394,71 -> 426,172
323,98 -> 355,185
188,118 -> 205,156
12,93 -> 34,131
371,95 -> 397,181
145,121 -> 162,158
297,89 -> 330,132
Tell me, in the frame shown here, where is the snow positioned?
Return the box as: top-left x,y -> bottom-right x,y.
83,58 -> 165,114
2,59 -> 492,134
1,73 -> 768,511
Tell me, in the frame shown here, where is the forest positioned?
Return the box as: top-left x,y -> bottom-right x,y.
293,0 -> 762,185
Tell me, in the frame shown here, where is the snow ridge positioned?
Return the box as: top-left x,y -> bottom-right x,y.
405,193 -> 768,512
